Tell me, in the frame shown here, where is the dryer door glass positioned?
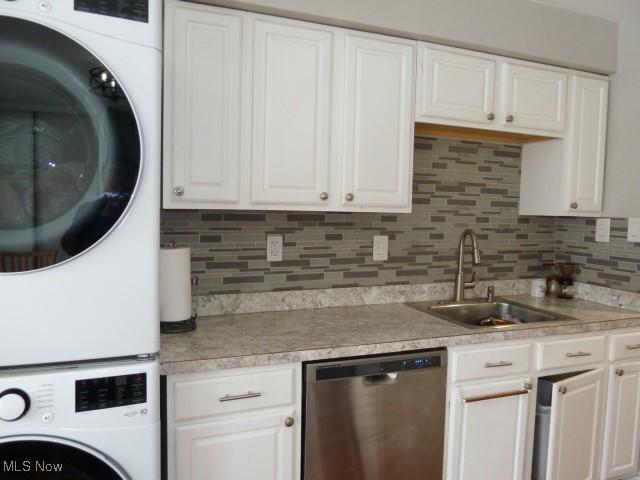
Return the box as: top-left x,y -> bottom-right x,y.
0,438 -> 128,479
0,16 -> 141,273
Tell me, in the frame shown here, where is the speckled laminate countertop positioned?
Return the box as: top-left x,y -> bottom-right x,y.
160,295 -> 640,375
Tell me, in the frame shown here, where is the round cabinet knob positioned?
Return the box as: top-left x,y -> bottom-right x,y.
173,186 -> 185,197
487,113 -> 495,121
570,202 -> 578,210
524,382 -> 533,391
345,193 -> 354,202
319,192 -> 328,201
0,389 -> 30,422
284,416 -> 295,427
558,385 -> 567,395
616,368 -> 625,377
506,115 -> 514,123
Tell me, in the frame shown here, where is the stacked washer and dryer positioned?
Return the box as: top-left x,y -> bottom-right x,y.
0,1 -> 162,478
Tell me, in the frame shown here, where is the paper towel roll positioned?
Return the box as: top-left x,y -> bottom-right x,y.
160,247 -> 192,323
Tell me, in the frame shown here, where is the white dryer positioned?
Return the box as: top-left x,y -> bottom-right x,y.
0,1 -> 161,367
0,359 -> 160,479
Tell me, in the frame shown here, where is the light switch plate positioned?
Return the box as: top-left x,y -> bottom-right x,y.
266,235 -> 283,262
595,218 -> 611,243
373,235 -> 389,261
628,218 -> 640,243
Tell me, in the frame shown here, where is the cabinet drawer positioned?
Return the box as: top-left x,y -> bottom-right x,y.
537,335 -> 605,370
173,366 -> 296,421
451,343 -> 532,382
609,331 -> 640,361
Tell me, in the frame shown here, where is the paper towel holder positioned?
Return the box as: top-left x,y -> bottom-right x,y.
160,276 -> 198,334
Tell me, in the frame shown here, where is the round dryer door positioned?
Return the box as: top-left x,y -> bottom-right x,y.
0,16 -> 141,273
0,436 -> 129,479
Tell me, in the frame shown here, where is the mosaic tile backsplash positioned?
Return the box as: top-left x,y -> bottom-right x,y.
556,218 -> 640,293
161,137 -> 558,295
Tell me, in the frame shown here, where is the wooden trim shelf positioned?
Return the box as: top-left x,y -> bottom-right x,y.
414,122 -> 552,145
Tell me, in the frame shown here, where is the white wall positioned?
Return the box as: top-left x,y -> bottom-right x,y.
535,0 -> 640,217
202,0 -> 618,73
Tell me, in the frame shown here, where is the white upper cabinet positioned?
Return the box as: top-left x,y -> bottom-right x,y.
250,17 -> 334,206
501,61 -> 568,133
415,42 -> 570,138
341,32 -> 415,211
416,44 -> 496,125
163,1 -> 415,212
567,74 -> 608,213
519,71 -> 608,217
163,1 -> 243,208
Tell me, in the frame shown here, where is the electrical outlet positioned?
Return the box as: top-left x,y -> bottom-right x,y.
628,218 -> 640,243
373,235 -> 389,261
266,235 -> 283,262
595,218 -> 611,243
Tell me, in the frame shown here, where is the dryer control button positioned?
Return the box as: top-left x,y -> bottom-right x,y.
0,389 -> 30,422
38,1 -> 51,12
41,411 -> 54,423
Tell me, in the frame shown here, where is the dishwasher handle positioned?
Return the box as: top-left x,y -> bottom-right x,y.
363,372 -> 399,386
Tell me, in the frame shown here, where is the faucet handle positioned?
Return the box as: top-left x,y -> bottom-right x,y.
464,272 -> 477,289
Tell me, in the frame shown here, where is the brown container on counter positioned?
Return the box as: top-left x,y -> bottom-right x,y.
546,275 -> 562,297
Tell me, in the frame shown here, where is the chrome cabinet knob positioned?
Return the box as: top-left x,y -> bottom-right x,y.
506,115 -> 514,123
570,202 -> 578,210
616,368 -> 624,377
320,192 -> 328,201
284,416 -> 295,427
487,113 -> 495,121
345,193 -> 354,202
173,186 -> 185,197
524,382 -> 533,391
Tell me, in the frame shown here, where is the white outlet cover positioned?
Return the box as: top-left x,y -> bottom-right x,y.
595,218 -> 611,243
266,235 -> 283,262
628,218 -> 640,243
373,235 -> 389,262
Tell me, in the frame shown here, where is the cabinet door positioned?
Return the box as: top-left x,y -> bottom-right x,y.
417,44 -> 496,124
175,410 -> 297,480
341,32 -> 415,211
447,377 -> 531,480
163,2 -> 243,207
546,368 -> 604,480
250,16 -> 333,206
602,362 -> 640,479
567,75 -> 608,214
502,62 -> 568,132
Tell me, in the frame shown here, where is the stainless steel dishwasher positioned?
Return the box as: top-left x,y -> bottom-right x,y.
303,350 -> 447,480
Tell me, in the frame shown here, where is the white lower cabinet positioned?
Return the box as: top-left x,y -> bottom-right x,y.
602,362 -> 640,479
446,330 -> 640,480
542,368 -> 605,480
167,363 -> 301,480
446,377 -> 532,480
175,409 -> 297,480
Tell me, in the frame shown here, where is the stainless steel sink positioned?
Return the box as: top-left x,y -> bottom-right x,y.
407,299 -> 574,328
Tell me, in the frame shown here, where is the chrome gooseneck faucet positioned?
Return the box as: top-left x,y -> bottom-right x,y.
453,229 -> 482,302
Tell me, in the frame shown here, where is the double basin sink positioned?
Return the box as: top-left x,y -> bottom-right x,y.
407,299 -> 574,329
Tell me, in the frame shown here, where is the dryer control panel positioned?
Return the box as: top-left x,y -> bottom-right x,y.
76,373 -> 146,412
74,0 -> 149,23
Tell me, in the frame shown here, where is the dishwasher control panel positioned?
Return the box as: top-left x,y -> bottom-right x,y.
313,351 -> 445,381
